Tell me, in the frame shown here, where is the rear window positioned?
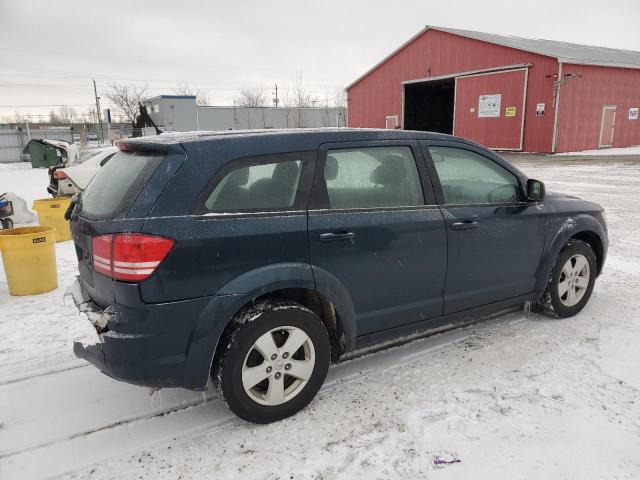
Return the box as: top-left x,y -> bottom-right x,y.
80,151 -> 163,218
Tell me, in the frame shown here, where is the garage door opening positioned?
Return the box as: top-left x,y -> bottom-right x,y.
403,78 -> 455,133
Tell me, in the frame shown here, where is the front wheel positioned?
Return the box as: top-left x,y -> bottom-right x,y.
1,218 -> 13,229
542,239 -> 597,318
215,300 -> 331,423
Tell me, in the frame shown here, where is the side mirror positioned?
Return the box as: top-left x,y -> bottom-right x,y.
526,179 -> 545,202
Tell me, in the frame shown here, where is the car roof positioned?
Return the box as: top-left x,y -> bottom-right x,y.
119,128 -> 473,150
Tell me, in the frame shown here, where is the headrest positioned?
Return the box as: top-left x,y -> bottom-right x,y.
371,155 -> 407,185
324,155 -> 339,181
273,161 -> 300,184
227,167 -> 249,187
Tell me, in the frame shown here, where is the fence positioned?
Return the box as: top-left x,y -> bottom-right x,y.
0,126 -> 158,163
0,128 -> 75,163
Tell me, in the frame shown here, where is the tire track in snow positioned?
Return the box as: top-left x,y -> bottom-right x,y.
0,363 -> 88,387
0,311 -> 526,480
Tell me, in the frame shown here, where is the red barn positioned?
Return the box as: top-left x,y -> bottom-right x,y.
346,26 -> 640,152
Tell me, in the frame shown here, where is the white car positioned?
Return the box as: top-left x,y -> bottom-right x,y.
48,146 -> 118,196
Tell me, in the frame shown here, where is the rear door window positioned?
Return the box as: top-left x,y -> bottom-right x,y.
199,152 -> 313,213
80,151 -> 163,218
322,146 -> 424,209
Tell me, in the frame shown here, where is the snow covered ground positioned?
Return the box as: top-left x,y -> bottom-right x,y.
1,154 -> 640,479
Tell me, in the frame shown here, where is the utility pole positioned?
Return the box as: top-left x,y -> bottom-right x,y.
273,83 -> 279,107
93,79 -> 104,144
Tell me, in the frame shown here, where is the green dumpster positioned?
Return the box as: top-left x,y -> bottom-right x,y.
23,140 -> 63,168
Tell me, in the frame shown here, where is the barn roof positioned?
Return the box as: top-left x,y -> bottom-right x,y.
437,26 -> 640,69
347,26 -> 640,89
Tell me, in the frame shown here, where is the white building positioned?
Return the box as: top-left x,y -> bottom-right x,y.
143,95 -> 347,132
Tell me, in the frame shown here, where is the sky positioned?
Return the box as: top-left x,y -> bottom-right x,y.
1,0 -> 639,121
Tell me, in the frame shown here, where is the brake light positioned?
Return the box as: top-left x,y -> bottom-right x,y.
92,233 -> 175,281
54,170 -> 68,180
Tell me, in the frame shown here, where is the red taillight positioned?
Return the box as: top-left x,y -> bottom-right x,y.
54,170 -> 68,180
91,233 -> 175,282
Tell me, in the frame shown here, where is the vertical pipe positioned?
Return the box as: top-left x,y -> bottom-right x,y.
551,62 -> 562,153
519,66 -> 529,151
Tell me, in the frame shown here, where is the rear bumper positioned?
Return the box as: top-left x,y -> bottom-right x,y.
69,277 -> 217,390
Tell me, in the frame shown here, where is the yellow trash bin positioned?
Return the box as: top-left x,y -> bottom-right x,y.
0,226 -> 58,295
32,197 -> 72,242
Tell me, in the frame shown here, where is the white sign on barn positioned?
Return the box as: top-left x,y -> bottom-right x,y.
478,94 -> 501,118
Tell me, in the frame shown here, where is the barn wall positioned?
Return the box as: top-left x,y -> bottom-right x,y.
556,63 -> 640,152
454,69 -> 526,150
347,29 -> 560,152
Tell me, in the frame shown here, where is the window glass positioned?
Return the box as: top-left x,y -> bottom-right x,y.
429,147 -> 520,204
324,146 -> 423,209
204,159 -> 303,212
81,151 -> 163,218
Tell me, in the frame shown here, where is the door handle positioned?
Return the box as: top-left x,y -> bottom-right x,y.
319,232 -> 356,242
451,221 -> 479,231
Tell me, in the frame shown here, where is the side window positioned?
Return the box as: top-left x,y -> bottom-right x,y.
204,158 -> 304,212
323,146 -> 424,209
429,146 -> 521,204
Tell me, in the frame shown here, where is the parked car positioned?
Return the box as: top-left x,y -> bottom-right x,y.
48,147 -> 118,196
68,129 -> 608,423
86,133 -> 99,141
73,133 -> 81,142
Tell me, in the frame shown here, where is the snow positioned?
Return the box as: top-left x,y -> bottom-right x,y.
556,145 -> 640,156
1,155 -> 640,479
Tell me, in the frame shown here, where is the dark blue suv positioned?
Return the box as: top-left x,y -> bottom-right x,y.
69,129 -> 607,423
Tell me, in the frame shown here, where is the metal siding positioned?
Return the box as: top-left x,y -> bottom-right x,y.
454,69 -> 526,150
348,29 -> 560,152
556,63 -> 640,152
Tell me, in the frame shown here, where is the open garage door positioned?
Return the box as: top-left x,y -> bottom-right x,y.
453,68 -> 527,150
404,78 -> 455,134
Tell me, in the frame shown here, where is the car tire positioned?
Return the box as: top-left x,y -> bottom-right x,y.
541,239 -> 597,318
214,300 -> 331,424
2,218 -> 13,229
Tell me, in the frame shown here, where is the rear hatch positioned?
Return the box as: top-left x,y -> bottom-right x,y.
70,144 -> 181,307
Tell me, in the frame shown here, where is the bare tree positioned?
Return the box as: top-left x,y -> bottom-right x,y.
104,84 -> 148,125
12,111 -> 24,123
172,85 -> 210,106
234,86 -> 266,108
234,86 -> 267,129
281,92 -> 294,128
58,105 -> 76,123
321,89 -> 332,127
82,107 -> 97,124
49,110 -> 60,123
334,88 -> 347,109
291,79 -> 314,109
291,77 -> 314,127
334,88 -> 347,127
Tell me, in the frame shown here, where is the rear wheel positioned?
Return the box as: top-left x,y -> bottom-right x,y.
1,218 -> 13,229
541,239 -> 597,318
215,300 -> 330,423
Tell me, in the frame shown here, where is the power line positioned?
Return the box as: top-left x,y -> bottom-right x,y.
0,64 -> 345,89
0,104 -> 92,108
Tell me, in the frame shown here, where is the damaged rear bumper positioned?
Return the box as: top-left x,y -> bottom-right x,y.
67,277 -> 216,390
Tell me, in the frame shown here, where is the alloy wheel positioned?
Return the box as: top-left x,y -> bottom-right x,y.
558,253 -> 591,307
241,326 -> 316,406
